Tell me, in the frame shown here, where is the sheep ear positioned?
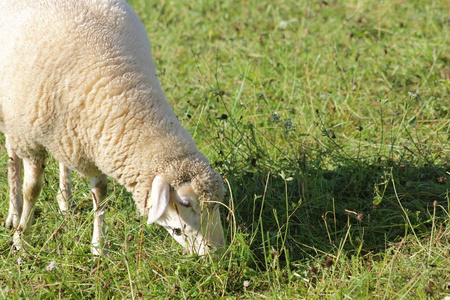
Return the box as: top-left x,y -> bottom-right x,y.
147,175 -> 170,224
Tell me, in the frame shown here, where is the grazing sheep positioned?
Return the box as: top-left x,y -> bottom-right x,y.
0,0 -> 225,255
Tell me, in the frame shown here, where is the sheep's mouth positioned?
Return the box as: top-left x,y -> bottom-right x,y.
165,225 -> 212,255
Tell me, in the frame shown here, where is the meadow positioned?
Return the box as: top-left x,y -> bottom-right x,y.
1,0 -> 449,298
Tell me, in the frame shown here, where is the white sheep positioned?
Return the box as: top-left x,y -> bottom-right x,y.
0,0 -> 225,255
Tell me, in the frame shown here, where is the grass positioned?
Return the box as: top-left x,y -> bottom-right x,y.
1,0 -> 449,298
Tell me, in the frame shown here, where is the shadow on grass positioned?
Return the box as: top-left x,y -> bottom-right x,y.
223,159 -> 449,268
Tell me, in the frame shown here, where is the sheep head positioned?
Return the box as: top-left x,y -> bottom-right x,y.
146,174 -> 225,255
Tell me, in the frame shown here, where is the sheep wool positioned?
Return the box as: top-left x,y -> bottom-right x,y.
0,0 -> 225,254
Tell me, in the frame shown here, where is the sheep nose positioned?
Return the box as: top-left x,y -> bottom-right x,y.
173,228 -> 182,236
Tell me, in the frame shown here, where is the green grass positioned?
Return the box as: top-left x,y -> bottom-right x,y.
1,0 -> 449,298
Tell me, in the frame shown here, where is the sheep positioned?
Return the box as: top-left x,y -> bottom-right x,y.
0,0 -> 226,255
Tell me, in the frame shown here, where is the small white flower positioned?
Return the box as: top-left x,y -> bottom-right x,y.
243,280 -> 250,288
46,260 -> 56,271
17,257 -> 22,266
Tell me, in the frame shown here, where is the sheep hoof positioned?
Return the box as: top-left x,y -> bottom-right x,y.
60,210 -> 69,218
12,244 -> 30,258
12,244 -> 20,254
12,240 -> 24,255
56,196 -> 70,214
5,219 -> 13,230
91,246 -> 109,257
5,215 -> 19,230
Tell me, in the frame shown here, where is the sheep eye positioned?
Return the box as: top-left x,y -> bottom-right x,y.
178,199 -> 191,208
173,228 -> 182,236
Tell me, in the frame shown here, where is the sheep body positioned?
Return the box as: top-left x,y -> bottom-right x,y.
0,0 -> 225,254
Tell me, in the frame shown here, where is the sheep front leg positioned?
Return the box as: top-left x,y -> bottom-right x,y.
90,174 -> 107,255
56,163 -> 71,214
12,159 -> 45,252
5,136 -> 23,230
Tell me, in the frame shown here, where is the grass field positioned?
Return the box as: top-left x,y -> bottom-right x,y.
1,0 -> 449,298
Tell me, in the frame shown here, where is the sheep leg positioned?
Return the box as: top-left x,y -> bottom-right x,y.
12,158 -> 45,252
5,136 -> 23,230
56,163 -> 71,214
90,174 -> 107,255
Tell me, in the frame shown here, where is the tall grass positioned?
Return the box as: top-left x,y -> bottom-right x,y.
1,0 -> 449,298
